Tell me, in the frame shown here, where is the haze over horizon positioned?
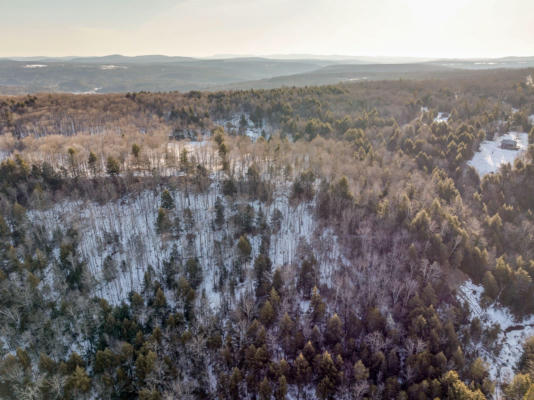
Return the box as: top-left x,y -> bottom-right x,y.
2,0 -> 534,59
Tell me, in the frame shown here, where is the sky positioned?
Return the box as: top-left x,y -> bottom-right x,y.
1,0 -> 533,58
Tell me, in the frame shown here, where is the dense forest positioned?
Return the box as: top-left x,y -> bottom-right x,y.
1,68 -> 534,399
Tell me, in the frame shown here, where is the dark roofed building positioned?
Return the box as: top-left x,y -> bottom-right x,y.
501,138 -> 519,150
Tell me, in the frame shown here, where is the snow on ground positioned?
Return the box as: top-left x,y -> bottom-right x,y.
458,280 -> 534,381
467,132 -> 528,177
23,64 -> 47,68
216,114 -> 269,141
100,65 -> 127,70
529,114 -> 534,124
73,87 -> 102,95
434,112 -> 449,123
29,184 -> 330,309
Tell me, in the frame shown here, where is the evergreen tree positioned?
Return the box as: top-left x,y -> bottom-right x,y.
254,254 -> 272,298
298,256 -> 317,298
237,235 -> 252,260
154,287 -> 167,309
185,258 -> 202,289
275,375 -> 288,400
259,377 -> 272,400
325,314 -> 343,345
259,300 -> 274,326
131,143 -> 141,158
161,189 -> 175,209
215,196 -> 225,227
106,156 -> 120,176
310,286 -> 326,322
354,359 -> 369,381
66,366 -> 91,397
156,208 -> 171,234
295,353 -> 311,399
272,268 -> 283,292
88,151 -> 98,175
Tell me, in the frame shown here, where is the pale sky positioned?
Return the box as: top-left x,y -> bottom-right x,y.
1,0 -> 533,58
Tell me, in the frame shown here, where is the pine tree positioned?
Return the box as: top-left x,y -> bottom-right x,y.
215,196 -> 225,227
88,151 -> 97,175
154,287 -> 167,309
66,366 -> 91,396
303,341 -> 315,362
310,286 -> 326,322
161,189 -> 175,209
325,314 -> 343,345
38,353 -> 57,374
272,268 -> 283,292
271,208 -> 283,233
185,258 -> 202,289
280,313 -> 294,337
229,367 -> 243,399
131,143 -> 141,158
275,375 -> 288,400
259,377 -> 272,400
237,235 -> 252,260
180,148 -> 189,171
156,208 -> 171,234
298,256 -> 317,298
106,156 -> 120,176
354,359 -> 369,381
259,300 -> 275,326
295,353 -> 311,399
254,254 -> 272,298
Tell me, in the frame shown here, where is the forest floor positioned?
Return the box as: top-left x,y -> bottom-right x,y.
458,280 -> 534,383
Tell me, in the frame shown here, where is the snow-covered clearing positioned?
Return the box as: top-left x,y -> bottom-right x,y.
73,88 -> 102,95
467,132 -> 528,177
529,114 -> 534,124
100,65 -> 127,70
23,64 -> 47,68
458,280 -> 534,382
216,114 -> 269,141
434,112 -> 449,123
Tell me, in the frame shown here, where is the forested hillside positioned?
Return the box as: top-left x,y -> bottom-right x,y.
1,68 -> 534,399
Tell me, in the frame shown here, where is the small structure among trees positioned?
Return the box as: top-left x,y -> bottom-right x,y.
501,138 -> 519,150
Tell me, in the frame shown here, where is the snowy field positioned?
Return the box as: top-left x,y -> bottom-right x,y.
458,280 -> 534,382
467,132 -> 528,176
100,65 -> 128,70
434,112 -> 449,123
23,64 -> 47,68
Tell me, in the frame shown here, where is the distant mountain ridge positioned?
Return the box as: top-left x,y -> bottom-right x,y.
1,54 -> 533,94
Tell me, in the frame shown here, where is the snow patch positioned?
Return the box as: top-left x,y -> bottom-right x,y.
216,114 -> 269,142
73,87 -> 102,95
23,64 -> 47,69
434,112 -> 449,123
467,132 -> 528,177
100,65 -> 127,70
458,280 -> 534,381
